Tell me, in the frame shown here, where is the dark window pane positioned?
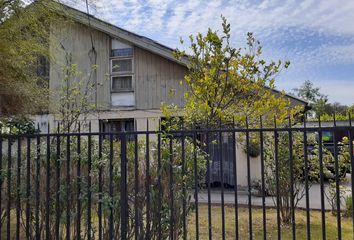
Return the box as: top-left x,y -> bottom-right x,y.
37,56 -> 49,78
100,119 -> 134,140
112,59 -> 132,73
112,76 -> 133,91
111,48 -> 133,57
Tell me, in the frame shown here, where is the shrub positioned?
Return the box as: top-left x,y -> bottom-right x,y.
344,196 -> 353,218
263,132 -> 325,224
0,135 -> 207,239
245,139 -> 261,158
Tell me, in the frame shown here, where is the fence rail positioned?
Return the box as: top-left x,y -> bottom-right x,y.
0,119 -> 354,239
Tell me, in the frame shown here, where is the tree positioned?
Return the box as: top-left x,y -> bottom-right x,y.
1,0 -> 49,115
293,80 -> 354,120
0,0 -> 67,116
167,17 -> 302,128
292,80 -> 328,118
55,63 -> 98,132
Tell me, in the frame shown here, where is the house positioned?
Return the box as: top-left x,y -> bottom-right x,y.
32,1 -> 308,186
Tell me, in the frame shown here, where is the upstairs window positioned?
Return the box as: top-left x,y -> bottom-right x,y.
111,59 -> 132,74
111,48 -> 133,57
110,39 -> 134,93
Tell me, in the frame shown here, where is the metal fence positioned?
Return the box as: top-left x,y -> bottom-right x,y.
0,119 -> 354,240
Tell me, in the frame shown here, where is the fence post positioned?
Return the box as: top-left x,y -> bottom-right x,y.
121,133 -> 128,240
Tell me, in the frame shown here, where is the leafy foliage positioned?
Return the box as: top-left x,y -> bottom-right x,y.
293,80 -> 354,120
264,132 -> 328,224
244,138 -> 261,158
0,116 -> 37,134
0,135 -> 207,239
55,63 -> 98,132
0,0 -> 67,115
166,17 -> 301,128
264,131 -> 352,224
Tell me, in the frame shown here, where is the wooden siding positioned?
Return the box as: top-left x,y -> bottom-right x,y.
48,21 -> 303,113
49,21 -> 111,111
134,47 -> 187,109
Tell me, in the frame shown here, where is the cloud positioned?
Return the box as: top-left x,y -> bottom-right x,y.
66,0 -> 354,104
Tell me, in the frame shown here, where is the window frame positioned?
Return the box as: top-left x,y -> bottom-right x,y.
110,47 -> 134,93
111,75 -> 134,93
99,118 -> 135,140
110,57 -> 134,75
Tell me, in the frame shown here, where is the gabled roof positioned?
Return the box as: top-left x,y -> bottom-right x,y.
43,1 -> 308,106
45,0 -> 188,66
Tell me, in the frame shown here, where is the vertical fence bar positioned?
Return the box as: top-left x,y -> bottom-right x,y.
66,132 -> 71,240
0,137 -> 2,240
157,128 -> 162,240
303,117 -> 311,240
35,133 -> 40,240
98,133 -> 103,240
108,133 -> 113,240
333,115 -> 342,240
181,126 -> 187,240
232,119 -> 239,240
121,133 -> 128,240
76,124 -> 81,240
7,138 -> 12,240
16,137 -> 21,240
194,129 -> 200,240
246,118 -> 252,240
260,117 -> 267,240
318,117 -> 326,240
169,136 -> 175,240
274,117 -> 281,240
134,128 -> 139,240
206,128 -> 213,240
55,124 -> 60,240
288,117 -> 296,240
87,123 -> 92,240
45,126 -> 50,239
26,137 -> 31,239
219,125 -> 225,240
348,113 -> 354,237
145,120 -> 151,239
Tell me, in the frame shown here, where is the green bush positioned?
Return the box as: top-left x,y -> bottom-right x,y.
345,196 -> 353,218
245,139 -> 261,158
0,116 -> 37,134
0,135 -> 207,239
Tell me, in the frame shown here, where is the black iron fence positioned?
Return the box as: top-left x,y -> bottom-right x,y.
0,119 -> 354,239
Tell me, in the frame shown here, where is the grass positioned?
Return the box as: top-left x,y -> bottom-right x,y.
188,205 -> 353,239
2,206 -> 353,239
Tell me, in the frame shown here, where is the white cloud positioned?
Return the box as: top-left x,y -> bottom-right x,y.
66,0 -> 354,104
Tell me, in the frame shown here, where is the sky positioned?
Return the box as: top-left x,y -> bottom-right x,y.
70,0 -> 354,105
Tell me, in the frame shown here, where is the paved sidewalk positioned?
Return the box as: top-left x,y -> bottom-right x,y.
197,175 -> 352,210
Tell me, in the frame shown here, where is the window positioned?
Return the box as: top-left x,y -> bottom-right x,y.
111,59 -> 132,73
111,48 -> 133,57
100,119 -> 135,140
112,76 -> 133,91
110,42 -> 134,93
37,56 -> 49,79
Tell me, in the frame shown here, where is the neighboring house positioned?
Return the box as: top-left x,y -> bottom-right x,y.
32,1 -> 308,186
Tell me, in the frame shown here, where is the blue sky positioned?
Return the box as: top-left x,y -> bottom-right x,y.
72,0 -> 354,105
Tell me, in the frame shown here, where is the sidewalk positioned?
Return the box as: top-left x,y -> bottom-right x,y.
197,175 -> 352,211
